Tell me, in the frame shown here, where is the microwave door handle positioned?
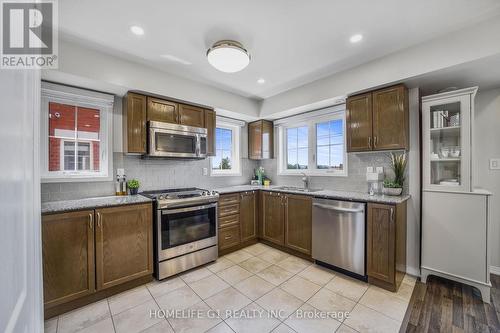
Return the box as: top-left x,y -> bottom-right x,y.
196,134 -> 201,157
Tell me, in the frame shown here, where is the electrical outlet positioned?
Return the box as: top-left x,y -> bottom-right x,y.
202,167 -> 208,176
376,166 -> 384,174
490,158 -> 500,170
366,167 -> 374,173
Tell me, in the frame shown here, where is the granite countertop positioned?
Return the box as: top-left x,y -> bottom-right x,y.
41,195 -> 152,214
213,185 -> 410,204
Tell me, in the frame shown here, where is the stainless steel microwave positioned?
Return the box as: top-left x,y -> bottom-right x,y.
148,121 -> 207,158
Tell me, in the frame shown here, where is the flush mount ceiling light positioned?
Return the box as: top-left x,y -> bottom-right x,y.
130,25 -> 144,36
207,40 -> 250,73
349,34 -> 363,43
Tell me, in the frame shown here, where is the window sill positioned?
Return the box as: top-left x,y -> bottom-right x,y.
41,174 -> 113,183
278,170 -> 348,177
210,171 -> 242,177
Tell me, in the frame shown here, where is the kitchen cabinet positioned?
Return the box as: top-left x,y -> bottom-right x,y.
284,194 -> 312,255
204,109 -> 216,156
123,92 -> 147,154
42,203 -> 153,318
218,225 -> 241,250
367,202 -> 406,292
42,210 -> 95,309
179,104 -> 205,127
217,193 -> 241,253
240,191 -> 258,242
261,191 -> 285,245
346,84 -> 408,152
248,120 -> 274,159
147,97 -> 178,123
95,204 -> 153,290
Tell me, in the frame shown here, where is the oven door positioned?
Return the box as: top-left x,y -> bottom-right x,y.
149,127 -> 200,158
157,203 -> 217,261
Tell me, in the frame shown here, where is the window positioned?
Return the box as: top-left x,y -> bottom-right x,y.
278,106 -> 347,176
41,82 -> 114,182
211,121 -> 241,176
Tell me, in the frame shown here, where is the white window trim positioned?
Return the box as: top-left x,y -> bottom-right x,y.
210,120 -> 241,177
40,82 -> 114,182
277,106 -> 348,177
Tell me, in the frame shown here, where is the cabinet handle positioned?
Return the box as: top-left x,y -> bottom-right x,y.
225,235 -> 232,240
390,208 -> 394,222
97,212 -> 102,228
374,136 -> 378,148
88,213 -> 93,230
368,137 -> 372,149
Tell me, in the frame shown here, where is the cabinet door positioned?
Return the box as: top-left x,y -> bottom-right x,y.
367,203 -> 395,284
261,192 -> 284,245
95,203 -> 153,290
147,97 -> 178,123
179,104 -> 205,127
42,210 -> 95,308
284,194 -> 312,255
262,120 -> 274,159
124,93 -> 147,154
346,93 -> 373,152
248,121 -> 262,159
204,109 -> 216,156
372,85 -> 408,150
240,191 -> 257,242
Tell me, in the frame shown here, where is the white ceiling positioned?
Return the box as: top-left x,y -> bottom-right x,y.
59,0 -> 500,100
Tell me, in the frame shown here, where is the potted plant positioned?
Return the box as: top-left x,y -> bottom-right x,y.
383,152 -> 407,196
127,179 -> 140,195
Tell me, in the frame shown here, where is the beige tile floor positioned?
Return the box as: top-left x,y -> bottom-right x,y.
44,242 -> 416,333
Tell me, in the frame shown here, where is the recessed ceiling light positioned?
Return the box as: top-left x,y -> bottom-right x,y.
207,40 -> 250,73
350,34 -> 363,43
130,25 -> 144,36
161,54 -> 192,65
257,78 -> 266,84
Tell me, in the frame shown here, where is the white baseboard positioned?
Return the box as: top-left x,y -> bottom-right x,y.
491,265 -> 500,276
406,266 -> 420,277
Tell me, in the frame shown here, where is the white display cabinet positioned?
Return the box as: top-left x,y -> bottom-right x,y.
422,87 -> 477,192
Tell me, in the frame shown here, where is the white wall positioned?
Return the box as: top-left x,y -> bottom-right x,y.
42,39 -> 261,120
261,15 -> 500,119
475,88 -> 500,269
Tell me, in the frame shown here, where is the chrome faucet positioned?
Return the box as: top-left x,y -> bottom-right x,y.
301,172 -> 309,190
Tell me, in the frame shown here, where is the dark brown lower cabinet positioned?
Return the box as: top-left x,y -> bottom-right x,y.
95,204 -> 153,290
261,191 -> 285,246
42,210 -> 95,309
284,194 -> 312,255
240,191 -> 257,242
367,201 -> 407,292
42,203 -> 153,317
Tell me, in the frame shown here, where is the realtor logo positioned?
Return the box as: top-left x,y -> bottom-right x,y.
1,0 -> 58,69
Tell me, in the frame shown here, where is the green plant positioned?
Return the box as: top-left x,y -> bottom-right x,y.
221,157 -> 231,170
127,179 -> 140,189
385,152 -> 407,188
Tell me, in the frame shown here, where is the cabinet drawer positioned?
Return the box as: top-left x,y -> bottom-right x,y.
219,193 -> 240,206
218,225 -> 240,250
218,203 -> 239,217
219,214 -> 239,228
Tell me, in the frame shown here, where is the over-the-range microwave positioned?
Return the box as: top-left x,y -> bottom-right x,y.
148,121 -> 207,159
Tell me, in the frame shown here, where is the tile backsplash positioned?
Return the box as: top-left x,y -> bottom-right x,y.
41,151 -> 406,202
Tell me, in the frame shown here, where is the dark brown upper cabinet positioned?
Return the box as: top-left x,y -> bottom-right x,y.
123,93 -> 147,154
346,84 -> 408,152
179,104 -> 205,127
248,120 -> 274,160
204,109 -> 216,156
147,97 -> 178,123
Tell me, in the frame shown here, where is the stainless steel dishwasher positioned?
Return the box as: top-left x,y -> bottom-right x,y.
312,198 -> 366,276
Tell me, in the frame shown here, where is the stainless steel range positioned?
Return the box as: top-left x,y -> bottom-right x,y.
141,188 -> 219,280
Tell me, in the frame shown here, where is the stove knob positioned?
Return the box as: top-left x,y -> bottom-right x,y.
202,191 -> 208,196
158,195 -> 164,200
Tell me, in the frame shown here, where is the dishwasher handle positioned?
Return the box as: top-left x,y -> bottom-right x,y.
313,203 -> 365,213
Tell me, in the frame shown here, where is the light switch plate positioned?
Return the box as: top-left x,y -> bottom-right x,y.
490,158 -> 500,170
366,167 -> 374,173
376,166 -> 384,174
202,167 -> 208,176
116,168 -> 125,176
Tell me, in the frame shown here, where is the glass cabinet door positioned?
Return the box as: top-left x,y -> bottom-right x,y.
423,93 -> 471,192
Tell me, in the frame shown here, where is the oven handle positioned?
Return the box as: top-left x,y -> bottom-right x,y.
161,202 -> 217,215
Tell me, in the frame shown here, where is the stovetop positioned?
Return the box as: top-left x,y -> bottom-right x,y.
141,187 -> 219,209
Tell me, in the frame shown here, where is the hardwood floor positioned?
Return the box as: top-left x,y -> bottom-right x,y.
401,274 -> 500,332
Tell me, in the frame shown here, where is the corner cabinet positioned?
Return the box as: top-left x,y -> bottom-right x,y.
123,92 -> 216,156
346,84 -> 408,152
248,120 -> 274,159
367,202 -> 407,292
42,203 -> 153,318
422,87 -> 477,192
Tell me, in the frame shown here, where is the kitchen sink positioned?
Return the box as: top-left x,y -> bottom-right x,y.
274,186 -> 322,193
